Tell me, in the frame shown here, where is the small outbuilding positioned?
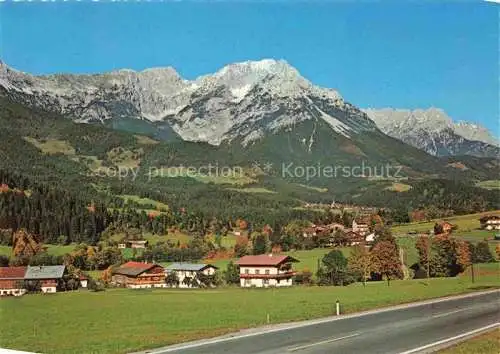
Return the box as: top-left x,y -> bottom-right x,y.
164,263 -> 218,288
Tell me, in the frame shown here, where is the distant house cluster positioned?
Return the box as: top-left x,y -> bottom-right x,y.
434,221 -> 455,235
302,220 -> 374,246
480,215 -> 500,231
118,240 -> 149,249
110,254 -> 301,289
352,220 -> 370,236
0,265 -> 72,296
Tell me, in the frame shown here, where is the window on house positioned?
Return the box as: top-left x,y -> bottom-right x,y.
245,279 -> 251,285
245,269 -> 249,274
255,269 -> 260,275
265,269 -> 270,275
263,279 -> 269,285
277,279 -> 281,284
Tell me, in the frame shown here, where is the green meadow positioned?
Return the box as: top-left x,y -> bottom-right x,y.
391,211 -> 500,236
0,263 -> 498,354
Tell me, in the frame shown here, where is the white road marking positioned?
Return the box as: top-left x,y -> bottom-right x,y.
398,322 -> 500,354
135,290 -> 499,354
432,308 -> 466,318
288,333 -> 361,352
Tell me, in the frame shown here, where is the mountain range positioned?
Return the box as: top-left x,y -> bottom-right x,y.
363,108 -> 499,158
0,59 -> 499,215
1,59 -> 498,158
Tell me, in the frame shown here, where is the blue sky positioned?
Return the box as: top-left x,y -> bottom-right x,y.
0,1 -> 498,133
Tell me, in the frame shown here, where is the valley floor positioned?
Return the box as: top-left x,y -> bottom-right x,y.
0,263 -> 498,354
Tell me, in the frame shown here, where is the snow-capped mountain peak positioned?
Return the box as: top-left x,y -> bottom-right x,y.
0,59 -> 359,146
2,59 -> 496,158
363,107 -> 499,157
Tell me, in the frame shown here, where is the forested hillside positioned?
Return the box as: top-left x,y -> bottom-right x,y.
0,95 -> 499,247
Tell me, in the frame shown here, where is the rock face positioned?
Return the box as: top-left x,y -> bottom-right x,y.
0,59 -> 376,146
363,108 -> 499,157
1,59 -> 497,158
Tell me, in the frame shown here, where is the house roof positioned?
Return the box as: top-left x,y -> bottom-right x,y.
0,267 -> 27,279
439,221 -> 454,226
25,265 -> 65,280
165,263 -> 218,272
236,255 -> 299,266
480,215 -> 500,222
112,262 -> 162,277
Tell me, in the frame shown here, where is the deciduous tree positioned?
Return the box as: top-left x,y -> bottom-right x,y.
165,272 -> 180,288
224,261 -> 240,285
317,250 -> 352,286
234,236 -> 249,257
252,233 -> 270,255
348,245 -> 372,286
471,241 -> 495,263
370,241 -> 403,285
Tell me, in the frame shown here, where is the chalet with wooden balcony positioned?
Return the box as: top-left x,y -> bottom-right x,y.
236,254 -> 299,288
111,261 -> 165,289
0,266 -> 26,296
480,215 -> 500,230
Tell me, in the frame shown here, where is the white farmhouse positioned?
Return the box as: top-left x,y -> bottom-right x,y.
164,263 -> 218,288
236,254 -> 299,288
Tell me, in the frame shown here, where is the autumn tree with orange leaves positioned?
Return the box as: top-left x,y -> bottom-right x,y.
416,234 -> 471,278
234,235 -> 249,257
12,229 -> 43,258
370,240 -> 403,286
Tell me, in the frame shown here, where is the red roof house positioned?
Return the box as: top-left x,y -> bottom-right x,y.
236,255 -> 299,288
0,266 -> 27,296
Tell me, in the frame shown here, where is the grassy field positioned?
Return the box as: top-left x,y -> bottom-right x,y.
134,134 -> 159,145
476,180 -> 500,190
23,137 -> 76,155
296,184 -> 328,193
438,328 -> 500,354
0,244 -> 76,257
0,245 -> 11,257
119,194 -> 169,211
397,236 -> 419,266
226,187 -> 277,194
150,167 -> 257,186
392,211 -> 500,239
0,264 -> 498,354
384,182 -> 412,192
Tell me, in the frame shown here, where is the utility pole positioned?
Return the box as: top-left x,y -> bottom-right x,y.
471,262 -> 475,283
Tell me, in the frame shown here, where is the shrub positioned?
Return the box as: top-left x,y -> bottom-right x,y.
472,241 -> 495,263
294,270 -> 314,285
88,278 -> 105,292
23,280 -> 42,293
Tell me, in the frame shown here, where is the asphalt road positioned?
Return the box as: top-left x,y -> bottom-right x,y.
145,290 -> 499,354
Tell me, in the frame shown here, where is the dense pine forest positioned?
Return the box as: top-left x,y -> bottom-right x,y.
0,95 -> 499,247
